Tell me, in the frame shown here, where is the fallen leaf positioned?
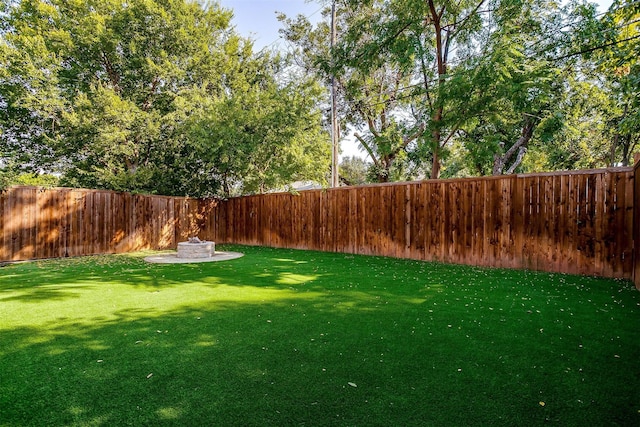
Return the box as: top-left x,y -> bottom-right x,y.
348,382 -> 357,388
539,401 -> 545,406
147,373 -> 153,379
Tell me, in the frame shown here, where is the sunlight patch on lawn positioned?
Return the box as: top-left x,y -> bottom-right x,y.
1,282 -> 325,332
272,258 -> 309,264
275,273 -> 318,285
157,406 -> 183,420
194,334 -> 218,347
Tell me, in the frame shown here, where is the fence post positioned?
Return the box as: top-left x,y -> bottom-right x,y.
634,154 -> 640,289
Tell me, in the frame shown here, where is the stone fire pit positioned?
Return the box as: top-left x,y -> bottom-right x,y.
177,239 -> 215,259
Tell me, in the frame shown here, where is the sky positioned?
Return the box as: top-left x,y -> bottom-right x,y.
220,0 -> 616,51
219,1 -> 324,51
219,0 -> 616,160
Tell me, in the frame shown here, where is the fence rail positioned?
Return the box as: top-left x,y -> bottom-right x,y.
1,166 -> 639,288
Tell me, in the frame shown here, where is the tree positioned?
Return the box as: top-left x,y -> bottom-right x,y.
453,0 -> 571,175
339,155 -> 370,185
279,3 -> 427,183
528,0 -> 640,171
331,0 -> 492,179
1,0 -> 329,196
173,68 -> 330,196
531,77 -> 612,171
595,0 -> 640,166
0,0 -> 66,181
287,0 -> 566,179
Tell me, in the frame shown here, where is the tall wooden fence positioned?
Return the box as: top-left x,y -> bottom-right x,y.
214,168 -> 637,283
1,166 -> 639,288
0,187 -> 217,261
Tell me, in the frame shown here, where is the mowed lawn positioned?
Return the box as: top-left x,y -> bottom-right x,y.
1,245 -> 638,426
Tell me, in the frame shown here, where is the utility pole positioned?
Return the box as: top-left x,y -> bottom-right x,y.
330,0 -> 339,188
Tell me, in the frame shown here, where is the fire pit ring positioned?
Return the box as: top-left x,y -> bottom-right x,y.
177,241 -> 215,259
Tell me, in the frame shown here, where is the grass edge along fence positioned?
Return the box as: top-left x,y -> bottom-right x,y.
1,164 -> 639,288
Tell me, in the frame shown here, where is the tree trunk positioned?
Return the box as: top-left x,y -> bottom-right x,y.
429,110 -> 443,179
610,133 -> 619,167
431,148 -> 440,179
492,118 -> 535,175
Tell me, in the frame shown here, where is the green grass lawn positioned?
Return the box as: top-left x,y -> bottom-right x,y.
1,245 -> 639,426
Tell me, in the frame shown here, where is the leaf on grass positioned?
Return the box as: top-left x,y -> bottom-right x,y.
539,401 -> 545,406
348,382 -> 357,387
147,373 -> 153,379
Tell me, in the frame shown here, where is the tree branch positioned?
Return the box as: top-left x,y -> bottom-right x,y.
505,147 -> 527,174
354,132 -> 380,167
101,51 -> 120,93
402,122 -> 426,148
446,0 -> 487,37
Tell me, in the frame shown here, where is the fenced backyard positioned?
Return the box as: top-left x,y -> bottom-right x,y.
1,163 -> 639,288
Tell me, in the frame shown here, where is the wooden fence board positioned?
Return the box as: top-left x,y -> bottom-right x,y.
382,186 -> 393,257
472,179 -> 485,266
411,183 -> 425,260
403,185 -> 411,259
22,187 -> 37,260
333,189 -> 345,253
502,177 -> 515,269
356,186 -> 366,255
460,181 -> 472,265
614,173 -> 628,276
623,171 -> 634,277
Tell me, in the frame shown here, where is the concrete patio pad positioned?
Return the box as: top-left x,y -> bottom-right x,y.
144,251 -> 244,264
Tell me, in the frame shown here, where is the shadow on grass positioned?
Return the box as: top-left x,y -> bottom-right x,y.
1,245 -> 639,426
0,245 -> 436,306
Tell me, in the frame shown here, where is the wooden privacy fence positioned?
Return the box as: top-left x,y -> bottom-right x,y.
0,187 -> 217,260
1,165 -> 639,288
214,167 -> 637,284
